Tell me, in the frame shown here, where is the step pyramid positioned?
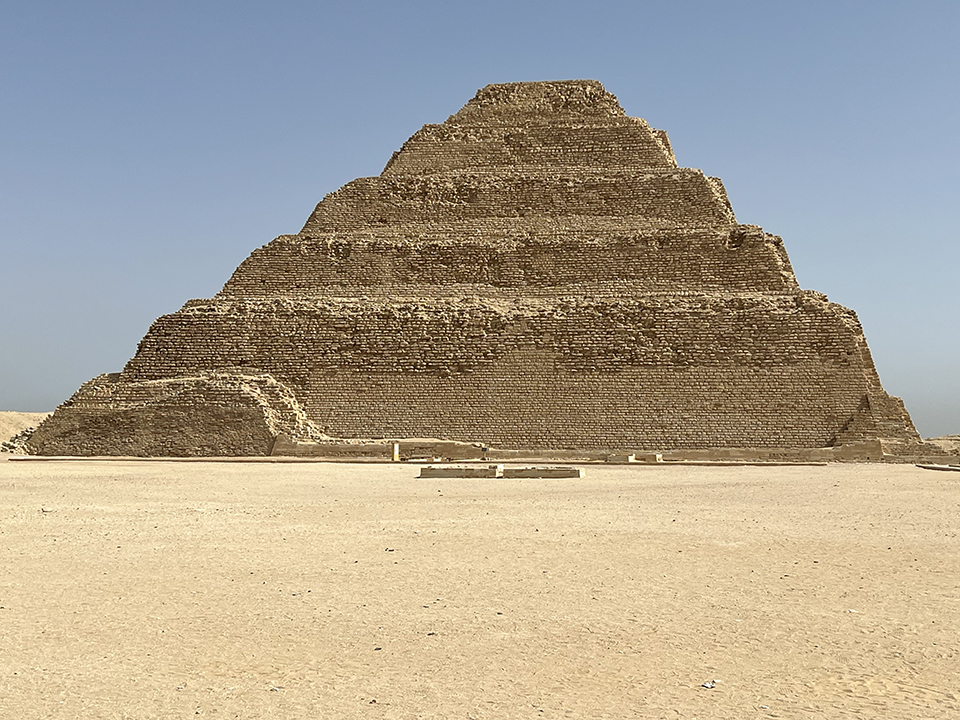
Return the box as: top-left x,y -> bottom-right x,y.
29,80 -> 922,456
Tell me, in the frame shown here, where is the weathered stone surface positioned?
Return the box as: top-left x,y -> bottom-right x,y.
419,465 -> 503,479
28,80 -> 922,456
502,467 -> 583,478
28,372 -> 325,456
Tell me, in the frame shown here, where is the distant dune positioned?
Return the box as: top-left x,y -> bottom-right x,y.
0,411 -> 51,443
925,435 -> 960,454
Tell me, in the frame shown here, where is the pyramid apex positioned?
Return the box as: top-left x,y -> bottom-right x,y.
451,79 -> 625,122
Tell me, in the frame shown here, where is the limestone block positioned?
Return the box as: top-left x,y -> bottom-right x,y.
419,465 -> 503,478
502,466 -> 583,478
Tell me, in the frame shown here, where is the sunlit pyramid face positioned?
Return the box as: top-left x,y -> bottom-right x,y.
28,81 -> 921,457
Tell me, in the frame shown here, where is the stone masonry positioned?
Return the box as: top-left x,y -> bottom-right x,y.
28,80 -> 922,456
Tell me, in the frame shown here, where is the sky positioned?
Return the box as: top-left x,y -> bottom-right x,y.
1,1 -> 958,437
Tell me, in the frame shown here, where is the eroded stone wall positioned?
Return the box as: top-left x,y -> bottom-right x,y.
28,373 -> 325,456
105,292 -> 915,450
220,224 -> 796,297
382,119 -> 678,175
301,170 -> 734,233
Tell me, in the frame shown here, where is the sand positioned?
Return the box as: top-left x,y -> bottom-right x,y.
0,411 -> 51,443
2,457 -> 958,719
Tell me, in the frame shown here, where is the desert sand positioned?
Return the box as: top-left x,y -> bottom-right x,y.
927,435 -> 960,455
2,457 -> 958,719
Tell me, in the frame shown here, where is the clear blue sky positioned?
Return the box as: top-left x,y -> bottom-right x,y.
1,1 -> 958,437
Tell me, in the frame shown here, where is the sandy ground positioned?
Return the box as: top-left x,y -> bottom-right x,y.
1,458 -> 958,719
0,412 -> 51,443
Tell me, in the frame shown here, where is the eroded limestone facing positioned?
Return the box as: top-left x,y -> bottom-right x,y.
28,372 -> 326,457
29,80 -> 922,456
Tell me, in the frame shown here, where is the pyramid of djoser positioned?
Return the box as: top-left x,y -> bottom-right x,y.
30,80 -> 924,457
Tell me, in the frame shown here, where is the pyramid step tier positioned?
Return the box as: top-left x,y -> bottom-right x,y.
383,117 -> 677,175
221,224 -> 795,296
302,169 -> 734,233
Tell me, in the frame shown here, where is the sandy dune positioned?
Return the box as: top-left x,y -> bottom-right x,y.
0,411 -> 50,443
926,435 -> 960,455
2,458 -> 958,718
